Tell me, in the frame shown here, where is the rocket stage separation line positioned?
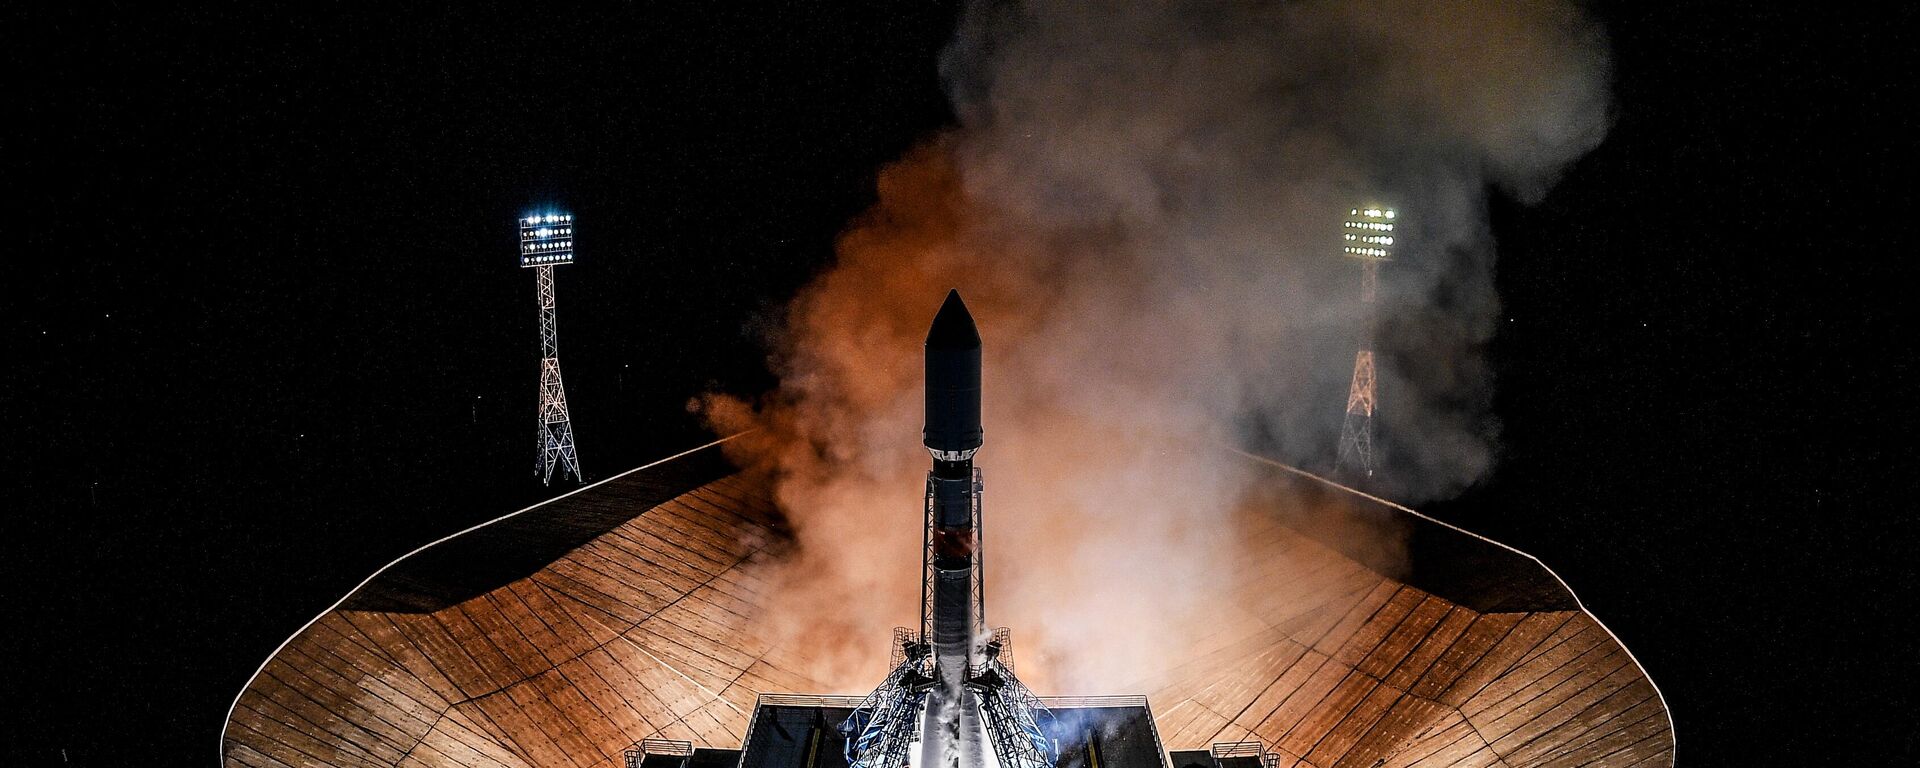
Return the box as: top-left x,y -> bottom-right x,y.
1227,446 -> 1676,761
218,432 -> 753,765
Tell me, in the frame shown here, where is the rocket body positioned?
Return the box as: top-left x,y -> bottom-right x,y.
920,291 -> 988,768
841,291 -> 1052,768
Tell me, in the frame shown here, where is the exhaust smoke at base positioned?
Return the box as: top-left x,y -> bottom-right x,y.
706,0 -> 1614,697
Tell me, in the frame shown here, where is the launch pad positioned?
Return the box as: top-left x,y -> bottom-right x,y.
223,435 -> 1670,767
223,293 -> 1672,767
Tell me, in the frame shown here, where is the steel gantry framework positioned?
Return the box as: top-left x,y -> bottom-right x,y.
522,213 -> 582,486
840,465 -> 1057,768
1337,206 -> 1396,478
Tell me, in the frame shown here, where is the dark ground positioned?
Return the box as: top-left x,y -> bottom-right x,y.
2,3 -> 1909,764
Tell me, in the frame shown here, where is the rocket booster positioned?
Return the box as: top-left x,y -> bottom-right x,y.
921,290 -> 987,768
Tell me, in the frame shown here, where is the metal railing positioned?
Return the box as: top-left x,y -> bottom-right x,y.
1210,742 -> 1263,758
756,693 -> 867,708
623,738 -> 694,768
1035,695 -> 1151,708
1210,740 -> 1282,768
644,739 -> 695,756
890,627 -> 928,673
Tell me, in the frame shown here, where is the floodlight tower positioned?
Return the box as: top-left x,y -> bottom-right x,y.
521,212 -> 583,486
1337,206 -> 1396,477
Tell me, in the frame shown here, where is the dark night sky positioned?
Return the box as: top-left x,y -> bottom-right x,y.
2,3 -> 1909,765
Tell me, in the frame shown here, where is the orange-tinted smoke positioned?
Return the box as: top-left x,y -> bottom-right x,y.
701,0 -> 1613,694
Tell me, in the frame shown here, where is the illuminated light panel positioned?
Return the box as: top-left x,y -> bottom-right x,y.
519,212 -> 575,267
1342,206 -> 1396,261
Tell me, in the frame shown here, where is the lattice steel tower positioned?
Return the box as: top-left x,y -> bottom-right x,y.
1337,206 -> 1396,477
522,212 -> 583,486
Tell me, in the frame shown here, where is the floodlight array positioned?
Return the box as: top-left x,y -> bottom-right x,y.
519,213 -> 575,267
1341,207 -> 1396,261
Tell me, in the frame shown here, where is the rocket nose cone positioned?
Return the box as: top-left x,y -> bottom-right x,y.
926,289 -> 981,349
924,289 -> 983,455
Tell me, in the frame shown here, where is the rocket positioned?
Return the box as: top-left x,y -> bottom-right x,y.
837,290 -> 1054,768
920,289 -> 988,768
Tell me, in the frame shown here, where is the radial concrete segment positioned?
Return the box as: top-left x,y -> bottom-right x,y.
1137,457 -> 1674,767
223,442 -> 1672,767
221,437 -> 824,768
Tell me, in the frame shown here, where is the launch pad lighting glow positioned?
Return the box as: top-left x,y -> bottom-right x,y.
519,213 -> 575,267
1341,207 -> 1397,262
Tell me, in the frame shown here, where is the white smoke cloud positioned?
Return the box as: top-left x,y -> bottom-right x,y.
707,0 -> 1612,693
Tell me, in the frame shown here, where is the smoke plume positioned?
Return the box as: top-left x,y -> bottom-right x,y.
706,0 -> 1611,693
